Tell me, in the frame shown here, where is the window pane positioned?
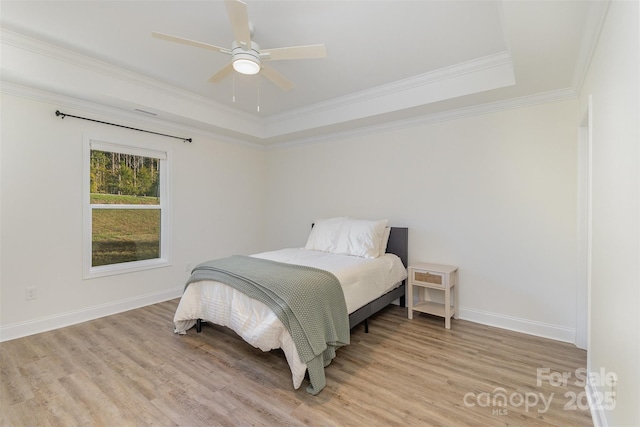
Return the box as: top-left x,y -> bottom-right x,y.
90,150 -> 160,205
92,209 -> 160,267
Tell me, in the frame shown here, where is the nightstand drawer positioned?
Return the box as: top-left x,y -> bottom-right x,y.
412,269 -> 444,287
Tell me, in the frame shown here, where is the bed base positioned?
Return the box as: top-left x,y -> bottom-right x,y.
195,226 -> 408,335
195,285 -> 406,334
348,282 -> 405,333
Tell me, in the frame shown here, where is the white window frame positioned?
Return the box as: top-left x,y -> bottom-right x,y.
83,135 -> 171,279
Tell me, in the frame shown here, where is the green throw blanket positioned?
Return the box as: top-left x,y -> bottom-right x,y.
185,255 -> 350,395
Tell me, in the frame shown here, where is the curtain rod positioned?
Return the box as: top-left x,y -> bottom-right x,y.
55,110 -> 192,143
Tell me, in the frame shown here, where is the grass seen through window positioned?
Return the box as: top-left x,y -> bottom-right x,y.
91,195 -> 161,267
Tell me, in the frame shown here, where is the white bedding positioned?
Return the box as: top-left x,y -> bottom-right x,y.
173,248 -> 407,389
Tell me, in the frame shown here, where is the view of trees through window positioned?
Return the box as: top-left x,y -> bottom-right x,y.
90,149 -> 162,267
90,150 -> 160,201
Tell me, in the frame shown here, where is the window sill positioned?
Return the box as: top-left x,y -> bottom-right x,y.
83,258 -> 171,279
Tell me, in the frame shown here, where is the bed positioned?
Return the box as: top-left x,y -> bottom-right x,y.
173,218 -> 408,394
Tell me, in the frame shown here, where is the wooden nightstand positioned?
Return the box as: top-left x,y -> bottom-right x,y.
407,262 -> 459,329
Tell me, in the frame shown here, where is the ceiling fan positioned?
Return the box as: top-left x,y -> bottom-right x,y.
152,0 -> 327,91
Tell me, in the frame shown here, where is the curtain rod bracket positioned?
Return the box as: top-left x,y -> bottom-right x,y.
55,110 -> 192,143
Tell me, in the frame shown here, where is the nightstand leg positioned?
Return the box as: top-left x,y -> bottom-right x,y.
445,287 -> 451,329
453,278 -> 459,320
407,282 -> 413,319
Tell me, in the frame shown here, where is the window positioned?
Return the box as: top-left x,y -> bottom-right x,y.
83,137 -> 170,278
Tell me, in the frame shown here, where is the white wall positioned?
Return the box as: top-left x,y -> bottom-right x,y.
265,99 -> 580,341
0,93 -> 266,340
579,1 -> 639,426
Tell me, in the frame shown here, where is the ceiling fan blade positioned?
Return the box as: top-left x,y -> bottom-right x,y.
224,0 -> 252,49
152,32 -> 230,54
261,44 -> 327,61
207,63 -> 234,83
261,65 -> 295,91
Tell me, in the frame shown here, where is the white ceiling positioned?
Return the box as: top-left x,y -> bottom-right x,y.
0,0 -> 607,146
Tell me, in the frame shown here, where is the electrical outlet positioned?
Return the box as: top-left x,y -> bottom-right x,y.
25,287 -> 38,301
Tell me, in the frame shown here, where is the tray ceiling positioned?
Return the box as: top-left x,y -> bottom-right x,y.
0,1 -> 606,146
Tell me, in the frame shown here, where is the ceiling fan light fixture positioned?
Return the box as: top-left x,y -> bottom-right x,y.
231,40 -> 261,75
233,57 -> 260,75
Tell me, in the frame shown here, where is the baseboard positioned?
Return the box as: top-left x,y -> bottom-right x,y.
585,376 -> 609,427
458,306 -> 576,344
1,294 -> 577,344
0,287 -> 183,342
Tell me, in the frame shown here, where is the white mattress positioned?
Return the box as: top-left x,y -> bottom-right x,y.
173,248 -> 407,389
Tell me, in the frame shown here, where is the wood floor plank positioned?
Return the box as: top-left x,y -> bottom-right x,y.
0,300 -> 592,426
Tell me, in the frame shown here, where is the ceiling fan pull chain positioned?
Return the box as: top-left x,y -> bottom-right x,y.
232,73 -> 236,103
257,85 -> 260,113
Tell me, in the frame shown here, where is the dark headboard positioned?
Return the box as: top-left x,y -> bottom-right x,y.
387,227 -> 408,268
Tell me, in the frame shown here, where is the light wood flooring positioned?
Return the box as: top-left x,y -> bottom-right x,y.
1,300 -> 592,426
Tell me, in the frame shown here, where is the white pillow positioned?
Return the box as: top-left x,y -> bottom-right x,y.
334,218 -> 388,258
304,217 -> 347,253
379,226 -> 391,257
305,217 -> 388,258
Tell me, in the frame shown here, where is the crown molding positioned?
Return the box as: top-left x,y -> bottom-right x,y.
0,81 -> 266,150
570,0 -> 611,94
0,28 -> 256,121
3,69 -> 577,153
265,51 -> 513,126
2,25 -> 519,145
263,51 -> 516,138
0,27 -> 264,136
266,87 -> 578,150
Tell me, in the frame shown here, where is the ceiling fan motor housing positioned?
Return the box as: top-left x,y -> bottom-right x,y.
231,40 -> 261,74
